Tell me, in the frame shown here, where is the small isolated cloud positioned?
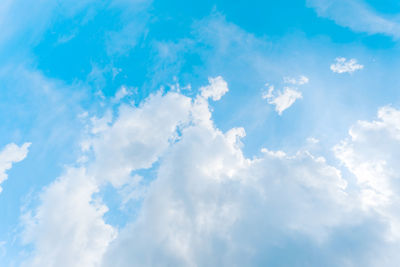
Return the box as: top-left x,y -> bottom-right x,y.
330,57 -> 364,74
269,88 -> 302,115
200,76 -> 229,101
263,80 -> 303,115
0,142 -> 31,193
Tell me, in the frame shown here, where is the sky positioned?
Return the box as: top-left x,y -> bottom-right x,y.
1,0 -> 400,266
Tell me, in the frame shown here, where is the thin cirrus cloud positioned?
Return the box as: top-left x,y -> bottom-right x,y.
283,75 -> 309,85
307,0 -> 400,39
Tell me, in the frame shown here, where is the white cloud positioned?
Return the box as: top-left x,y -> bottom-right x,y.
335,106 -> 400,239
263,85 -> 303,115
200,76 -> 229,101
21,168 -> 117,267
20,77 -> 222,266
100,93 -> 350,267
283,75 -> 309,85
307,0 -> 400,39
25,77 -> 349,266
21,89 -> 192,265
20,75 -> 400,266
90,111 -> 112,135
98,103 -> 400,266
262,75 -> 307,115
88,91 -> 193,187
330,57 -> 364,74
0,142 -> 30,193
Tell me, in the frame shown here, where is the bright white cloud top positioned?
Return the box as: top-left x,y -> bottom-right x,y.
283,75 -> 309,85
200,76 -> 229,101
330,57 -> 364,74
335,106 -> 400,237
0,143 -> 30,193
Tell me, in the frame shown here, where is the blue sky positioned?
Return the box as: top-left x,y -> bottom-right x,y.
1,0 -> 400,266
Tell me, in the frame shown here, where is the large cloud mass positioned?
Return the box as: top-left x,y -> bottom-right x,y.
22,77 -> 400,266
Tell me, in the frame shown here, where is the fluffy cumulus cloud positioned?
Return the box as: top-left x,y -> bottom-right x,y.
262,76 -> 306,115
0,142 -> 30,193
200,76 -> 229,101
330,57 -> 364,74
88,91 -> 193,187
21,168 -> 116,267
98,78 -> 353,267
20,76 -> 400,266
21,79 -> 207,267
333,106 -> 400,265
335,106 -> 400,237
101,146 -> 352,266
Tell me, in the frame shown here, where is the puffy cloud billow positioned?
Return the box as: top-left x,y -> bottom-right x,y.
21,77 -> 400,266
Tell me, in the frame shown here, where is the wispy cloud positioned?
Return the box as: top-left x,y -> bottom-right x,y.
283,75 -> 309,85
307,0 -> 400,39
